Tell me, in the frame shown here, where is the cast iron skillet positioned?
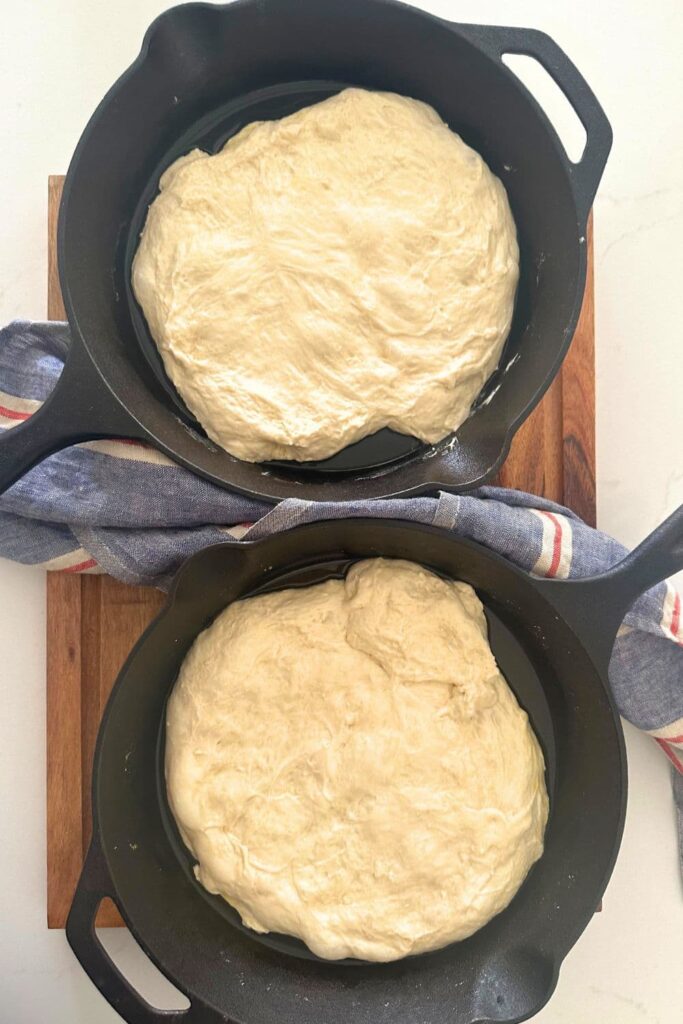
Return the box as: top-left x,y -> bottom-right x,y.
66,508 -> 683,1024
0,0 -> 611,500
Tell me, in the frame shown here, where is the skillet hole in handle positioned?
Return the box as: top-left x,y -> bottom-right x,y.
500,53 -> 587,163
455,23 -> 613,224
67,840 -> 223,1024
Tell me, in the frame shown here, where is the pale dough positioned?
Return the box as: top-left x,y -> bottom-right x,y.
165,559 -> 548,962
133,88 -> 519,462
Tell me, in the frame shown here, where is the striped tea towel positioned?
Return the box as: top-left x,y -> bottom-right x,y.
1,319 -> 682,868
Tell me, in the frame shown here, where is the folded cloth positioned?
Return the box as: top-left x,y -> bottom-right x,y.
1,319 -> 682,867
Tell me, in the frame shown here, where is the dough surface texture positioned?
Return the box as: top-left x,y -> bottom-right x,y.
165,559 -> 548,962
133,88 -> 519,462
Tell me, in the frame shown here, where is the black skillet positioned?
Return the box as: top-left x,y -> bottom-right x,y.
0,0 -> 611,500
66,506 -> 683,1024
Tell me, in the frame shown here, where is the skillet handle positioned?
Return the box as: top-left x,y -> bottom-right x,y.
0,327 -> 143,495
457,24 -> 612,224
67,840 -> 227,1024
541,505 -> 683,668
599,504 -> 683,613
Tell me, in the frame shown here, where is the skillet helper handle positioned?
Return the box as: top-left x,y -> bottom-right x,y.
0,329 -> 140,495
68,841 -> 227,1024
458,23 -> 612,223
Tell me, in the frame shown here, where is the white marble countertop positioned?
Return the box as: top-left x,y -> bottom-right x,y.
0,2 -> 681,1022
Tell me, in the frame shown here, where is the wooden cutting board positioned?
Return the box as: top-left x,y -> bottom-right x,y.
46,175 -> 596,928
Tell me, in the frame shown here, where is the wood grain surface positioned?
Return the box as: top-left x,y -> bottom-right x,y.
497,219 -> 595,522
46,175 -> 596,927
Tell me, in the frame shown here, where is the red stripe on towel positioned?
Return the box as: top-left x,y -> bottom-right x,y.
671,591 -> 682,645
62,558 -> 97,574
544,512 -> 563,579
0,405 -> 31,421
656,738 -> 683,772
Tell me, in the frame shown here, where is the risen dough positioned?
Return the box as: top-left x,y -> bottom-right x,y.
133,88 -> 518,462
165,559 -> 548,961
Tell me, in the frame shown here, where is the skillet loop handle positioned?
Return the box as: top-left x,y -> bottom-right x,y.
459,24 -> 612,223
0,326 -> 141,496
67,841 -> 224,1024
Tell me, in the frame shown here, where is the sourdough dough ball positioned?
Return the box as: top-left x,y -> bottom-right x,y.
165,559 -> 548,962
133,88 -> 518,462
